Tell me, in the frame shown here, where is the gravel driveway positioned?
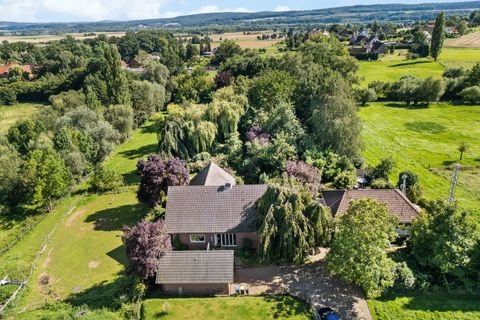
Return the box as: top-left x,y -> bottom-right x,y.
234,250 -> 372,320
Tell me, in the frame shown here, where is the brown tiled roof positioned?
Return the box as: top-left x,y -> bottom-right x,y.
320,189 -> 420,223
0,62 -> 33,77
156,251 -> 234,284
166,184 -> 268,234
189,162 -> 236,186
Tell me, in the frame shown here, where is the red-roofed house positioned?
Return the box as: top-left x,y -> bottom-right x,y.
0,62 -> 34,79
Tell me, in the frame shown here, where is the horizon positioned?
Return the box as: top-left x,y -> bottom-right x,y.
0,0 -> 476,23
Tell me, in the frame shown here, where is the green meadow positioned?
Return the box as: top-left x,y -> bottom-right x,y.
0,103 -> 41,135
358,48 -> 480,85
359,102 -> 480,217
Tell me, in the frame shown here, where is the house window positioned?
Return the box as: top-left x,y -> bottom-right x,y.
190,234 -> 206,243
219,233 -> 237,246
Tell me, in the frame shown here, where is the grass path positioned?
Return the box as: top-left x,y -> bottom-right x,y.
359,102 -> 480,216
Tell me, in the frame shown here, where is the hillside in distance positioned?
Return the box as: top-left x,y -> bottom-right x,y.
1,1 -> 480,34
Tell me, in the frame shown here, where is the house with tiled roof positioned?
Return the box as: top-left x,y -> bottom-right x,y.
189,162 -> 236,186
156,251 -> 234,295
157,163 -> 267,295
0,62 -> 33,79
166,182 -> 267,250
320,189 -> 420,224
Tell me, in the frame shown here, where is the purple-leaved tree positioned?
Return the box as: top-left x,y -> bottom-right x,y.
122,219 -> 172,279
137,156 -> 189,207
285,160 -> 321,194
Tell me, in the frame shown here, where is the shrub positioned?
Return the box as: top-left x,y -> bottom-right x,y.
393,262 -> 416,292
333,171 -> 357,189
460,86 -> 480,104
89,164 -> 123,193
355,87 -> 378,106
370,178 -> 395,189
0,87 -> 17,105
407,52 -> 420,60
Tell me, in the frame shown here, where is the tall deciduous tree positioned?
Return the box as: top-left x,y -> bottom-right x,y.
326,199 -> 398,298
410,201 -> 479,285
101,43 -> 131,106
211,40 -> 242,66
137,156 -> 189,207
431,12 -> 446,61
0,139 -> 23,209
104,104 -> 134,142
308,76 -> 362,158
130,80 -> 166,127
122,219 -> 172,279
21,148 -> 72,212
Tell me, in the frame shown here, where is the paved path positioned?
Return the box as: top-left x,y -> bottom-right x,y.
234,251 -> 372,320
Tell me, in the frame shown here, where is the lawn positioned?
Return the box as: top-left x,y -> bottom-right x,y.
21,191 -> 148,311
369,293 -> 480,320
105,121 -> 158,184
359,102 -> 480,216
142,296 -> 313,320
0,103 -> 41,135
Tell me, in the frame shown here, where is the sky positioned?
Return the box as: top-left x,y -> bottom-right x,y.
0,0 -> 472,22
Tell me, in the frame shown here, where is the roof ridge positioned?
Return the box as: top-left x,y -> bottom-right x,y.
393,189 -> 421,213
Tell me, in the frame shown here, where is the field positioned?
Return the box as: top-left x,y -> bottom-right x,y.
358,48 -> 480,85
0,32 -> 125,44
358,50 -> 444,84
445,31 -> 480,48
359,102 -> 480,216
369,293 -> 480,320
0,103 -> 41,135
142,296 -> 313,320
206,31 -> 282,50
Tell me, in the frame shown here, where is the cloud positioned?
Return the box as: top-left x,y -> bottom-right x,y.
0,0 -> 172,22
274,5 -> 291,12
189,5 -> 250,15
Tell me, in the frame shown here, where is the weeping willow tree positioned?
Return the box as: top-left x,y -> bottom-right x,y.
157,116 -> 189,159
158,103 -> 217,159
207,87 -> 247,142
257,180 -> 333,264
186,120 -> 217,155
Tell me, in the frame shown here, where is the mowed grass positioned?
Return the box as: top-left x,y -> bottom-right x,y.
437,48 -> 480,69
105,121 -> 158,184
358,51 -> 444,84
0,103 -> 41,135
369,293 -> 480,320
22,191 -> 148,309
142,296 -> 313,320
358,48 -> 480,85
359,102 -> 480,216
